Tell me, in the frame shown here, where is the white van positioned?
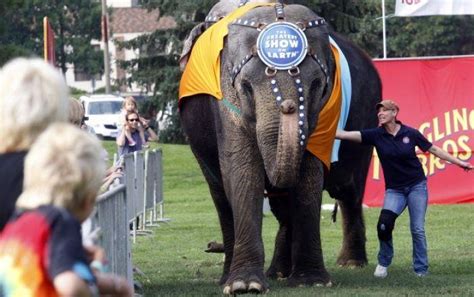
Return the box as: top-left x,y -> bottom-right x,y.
80,94 -> 124,139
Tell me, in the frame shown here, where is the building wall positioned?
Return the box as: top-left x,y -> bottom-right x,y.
65,0 -> 153,94
108,0 -> 139,8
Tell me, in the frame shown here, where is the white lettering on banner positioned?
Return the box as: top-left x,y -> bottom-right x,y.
401,0 -> 421,4
395,0 -> 474,16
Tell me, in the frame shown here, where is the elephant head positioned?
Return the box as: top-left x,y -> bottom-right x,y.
219,5 -> 335,187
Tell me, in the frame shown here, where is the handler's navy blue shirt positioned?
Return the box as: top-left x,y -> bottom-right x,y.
361,124 -> 432,190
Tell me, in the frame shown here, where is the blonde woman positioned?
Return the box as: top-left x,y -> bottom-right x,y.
0,123 -> 132,297
68,97 -> 87,129
0,57 -> 69,230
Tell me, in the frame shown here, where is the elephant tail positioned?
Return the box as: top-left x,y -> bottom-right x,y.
331,202 -> 338,223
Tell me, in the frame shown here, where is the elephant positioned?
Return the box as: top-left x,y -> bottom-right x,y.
179,2 -> 381,295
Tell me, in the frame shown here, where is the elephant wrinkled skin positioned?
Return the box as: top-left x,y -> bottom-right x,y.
179,3 -> 380,295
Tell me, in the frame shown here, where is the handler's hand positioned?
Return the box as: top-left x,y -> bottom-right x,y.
459,161 -> 474,171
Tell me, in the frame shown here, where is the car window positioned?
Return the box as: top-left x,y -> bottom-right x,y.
88,101 -> 122,115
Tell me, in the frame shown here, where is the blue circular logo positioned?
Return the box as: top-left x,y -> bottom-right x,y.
256,22 -> 308,70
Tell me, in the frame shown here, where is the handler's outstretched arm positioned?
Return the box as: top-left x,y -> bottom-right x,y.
335,130 -> 362,143
428,145 -> 474,171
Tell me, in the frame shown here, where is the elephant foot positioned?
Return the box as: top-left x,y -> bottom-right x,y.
223,270 -> 269,295
337,258 -> 367,268
218,272 -> 229,286
287,270 -> 331,288
336,250 -> 368,268
265,265 -> 290,280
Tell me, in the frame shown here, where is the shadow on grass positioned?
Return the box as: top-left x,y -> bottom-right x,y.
142,280 -> 222,296
139,258 -> 474,296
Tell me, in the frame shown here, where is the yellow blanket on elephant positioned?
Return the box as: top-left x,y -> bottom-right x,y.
179,3 -> 342,170
179,2 -> 274,100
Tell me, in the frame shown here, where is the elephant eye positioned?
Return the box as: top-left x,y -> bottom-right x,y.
240,81 -> 253,103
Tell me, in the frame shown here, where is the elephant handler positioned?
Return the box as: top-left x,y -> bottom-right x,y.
335,99 -> 473,278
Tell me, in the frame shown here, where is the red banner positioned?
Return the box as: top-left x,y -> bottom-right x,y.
363,56 -> 474,207
43,17 -> 56,65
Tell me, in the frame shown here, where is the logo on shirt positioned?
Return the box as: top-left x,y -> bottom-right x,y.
403,136 -> 410,144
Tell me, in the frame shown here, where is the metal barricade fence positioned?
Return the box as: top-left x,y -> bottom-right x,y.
135,151 -> 145,224
153,149 -> 169,223
89,185 -> 133,285
144,150 -> 157,226
123,148 -> 169,243
82,148 -> 168,290
124,154 -> 137,223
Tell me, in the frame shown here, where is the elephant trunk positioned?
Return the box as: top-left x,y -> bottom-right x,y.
261,100 -> 302,188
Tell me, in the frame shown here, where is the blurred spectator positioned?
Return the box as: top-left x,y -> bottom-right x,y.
116,111 -> 144,157
0,57 -> 69,231
0,123 -> 132,297
100,164 -> 124,193
68,97 -> 87,130
120,96 -> 146,147
141,103 -> 160,142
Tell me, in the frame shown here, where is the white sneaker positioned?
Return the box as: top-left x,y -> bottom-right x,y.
374,264 -> 388,278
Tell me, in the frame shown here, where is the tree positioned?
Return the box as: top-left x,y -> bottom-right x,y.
0,0 -> 103,77
0,0 -> 34,65
385,15 -> 474,57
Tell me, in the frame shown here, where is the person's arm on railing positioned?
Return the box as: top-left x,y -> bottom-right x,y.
99,171 -> 123,193
85,245 -> 133,296
95,274 -> 133,297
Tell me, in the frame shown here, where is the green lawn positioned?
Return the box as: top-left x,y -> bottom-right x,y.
102,141 -> 474,296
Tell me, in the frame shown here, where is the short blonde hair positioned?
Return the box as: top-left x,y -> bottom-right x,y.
68,97 -> 85,126
0,58 -> 69,153
16,123 -> 106,213
122,96 -> 137,110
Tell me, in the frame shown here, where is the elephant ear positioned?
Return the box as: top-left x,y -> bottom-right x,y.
179,22 -> 208,71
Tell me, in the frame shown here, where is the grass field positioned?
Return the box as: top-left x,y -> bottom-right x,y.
103,141 -> 474,296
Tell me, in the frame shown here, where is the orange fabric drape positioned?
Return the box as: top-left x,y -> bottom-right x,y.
306,45 -> 342,170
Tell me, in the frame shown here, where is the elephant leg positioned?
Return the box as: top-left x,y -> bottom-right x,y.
266,190 -> 292,280
325,146 -> 371,268
208,184 -> 234,284
287,154 -> 331,287
335,195 -> 367,267
220,144 -> 268,294
180,97 -> 235,284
